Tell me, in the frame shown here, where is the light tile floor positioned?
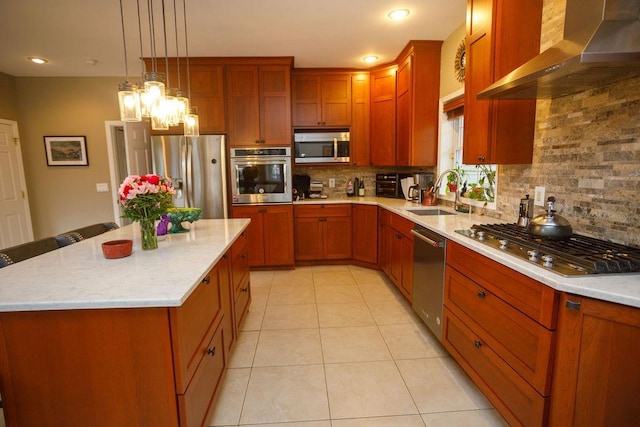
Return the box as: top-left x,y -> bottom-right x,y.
207,265 -> 509,427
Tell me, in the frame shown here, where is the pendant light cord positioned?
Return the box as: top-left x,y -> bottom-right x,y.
161,0 -> 170,87
119,0 -> 129,80
173,0 -> 181,89
148,0 -> 157,72
182,0 -> 191,99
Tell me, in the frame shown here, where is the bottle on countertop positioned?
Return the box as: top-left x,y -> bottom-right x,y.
358,176 -> 365,196
346,179 -> 354,197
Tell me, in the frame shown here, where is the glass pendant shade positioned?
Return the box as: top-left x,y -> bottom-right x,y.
164,88 -> 180,127
184,108 -> 200,137
143,72 -> 166,113
175,89 -> 189,124
151,113 -> 169,131
118,82 -> 142,122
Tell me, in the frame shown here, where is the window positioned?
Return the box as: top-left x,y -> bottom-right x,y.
438,90 -> 497,209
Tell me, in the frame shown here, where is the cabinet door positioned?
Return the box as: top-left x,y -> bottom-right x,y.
388,231 -> 404,289
352,204 -> 377,264
294,217 -> 324,260
226,65 -> 261,147
550,294 -> 640,427
399,232 -> 413,301
292,73 -> 322,126
321,74 -> 351,126
324,216 -> 352,259
351,73 -> 370,166
260,65 -> 292,146
217,252 -> 235,362
231,206 -> 265,266
190,64 -> 226,133
395,55 -> 412,166
370,67 -> 397,166
378,208 -> 391,275
263,205 -> 294,266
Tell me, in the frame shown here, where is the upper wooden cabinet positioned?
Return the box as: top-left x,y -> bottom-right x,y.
370,65 -> 397,166
226,59 -> 293,147
463,0 -> 542,164
143,58 -> 226,134
395,41 -> 442,166
350,73 -> 371,166
292,72 -> 352,127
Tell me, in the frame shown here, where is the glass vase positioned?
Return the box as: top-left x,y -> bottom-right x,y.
139,218 -> 158,250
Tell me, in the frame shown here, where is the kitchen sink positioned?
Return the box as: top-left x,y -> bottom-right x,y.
406,209 -> 456,216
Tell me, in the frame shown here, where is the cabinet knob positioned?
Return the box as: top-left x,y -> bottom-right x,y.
478,156 -> 486,162
202,276 -> 211,285
241,287 -> 249,293
477,290 -> 486,299
473,340 -> 482,349
207,347 -> 216,357
240,254 -> 247,259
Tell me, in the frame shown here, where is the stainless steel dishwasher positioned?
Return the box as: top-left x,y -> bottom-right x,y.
411,226 -> 446,341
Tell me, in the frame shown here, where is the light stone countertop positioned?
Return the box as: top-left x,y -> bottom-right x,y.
295,197 -> 640,309
0,219 -> 250,312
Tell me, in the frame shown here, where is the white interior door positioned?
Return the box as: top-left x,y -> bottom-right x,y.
0,119 -> 34,249
124,121 -> 152,176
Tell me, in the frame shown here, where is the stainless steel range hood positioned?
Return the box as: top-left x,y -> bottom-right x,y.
478,0 -> 640,99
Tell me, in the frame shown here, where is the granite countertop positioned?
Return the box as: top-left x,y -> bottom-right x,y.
0,219 -> 250,312
295,196 -> 640,309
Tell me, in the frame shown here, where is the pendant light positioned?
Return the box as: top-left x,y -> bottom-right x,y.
181,0 -> 199,137
117,0 -> 141,122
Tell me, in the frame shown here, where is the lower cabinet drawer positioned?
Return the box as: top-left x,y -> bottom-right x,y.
178,322 -> 226,427
445,267 -> 555,395
443,308 -> 548,427
234,273 -> 251,326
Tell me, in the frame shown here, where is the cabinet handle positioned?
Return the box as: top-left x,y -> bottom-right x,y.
478,156 -> 486,162
202,276 -> 211,285
396,233 -> 402,239
319,218 -> 327,222
477,290 -> 486,299
207,347 -> 216,357
241,287 -> 249,293
240,254 -> 247,259
258,208 -> 267,213
473,340 -> 482,349
566,300 -> 581,311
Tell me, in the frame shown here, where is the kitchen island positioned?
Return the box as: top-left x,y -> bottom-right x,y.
0,219 -> 250,427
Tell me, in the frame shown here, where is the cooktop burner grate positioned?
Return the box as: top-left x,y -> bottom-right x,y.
460,223 -> 640,275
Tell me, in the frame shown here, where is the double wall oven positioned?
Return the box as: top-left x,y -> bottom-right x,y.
230,147 -> 292,204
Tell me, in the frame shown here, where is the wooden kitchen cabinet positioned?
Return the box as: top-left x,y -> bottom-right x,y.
463,0 -> 542,164
294,204 -> 352,261
144,58 -> 226,134
0,262 -> 231,427
231,204 -> 294,267
350,72 -> 370,166
378,209 -> 413,301
226,60 -> 292,147
370,65 -> 397,166
351,204 -> 377,265
292,71 -> 352,127
549,294 -> 640,427
395,41 -> 442,166
230,230 -> 251,327
443,241 -> 559,427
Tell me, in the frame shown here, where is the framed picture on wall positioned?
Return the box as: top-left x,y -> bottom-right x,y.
44,136 -> 89,166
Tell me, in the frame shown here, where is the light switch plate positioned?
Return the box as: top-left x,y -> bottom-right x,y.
96,183 -> 109,193
534,186 -> 546,206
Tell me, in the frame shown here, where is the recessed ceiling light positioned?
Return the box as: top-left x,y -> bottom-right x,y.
27,57 -> 48,64
388,9 -> 410,20
363,56 -> 379,64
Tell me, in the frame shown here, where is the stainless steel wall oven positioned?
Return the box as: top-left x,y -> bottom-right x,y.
230,147 -> 292,204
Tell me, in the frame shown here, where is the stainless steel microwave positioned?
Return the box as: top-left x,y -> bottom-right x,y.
294,129 -> 350,163
229,147 -> 292,204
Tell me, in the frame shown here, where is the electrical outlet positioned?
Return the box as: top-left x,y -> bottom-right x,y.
96,183 -> 109,193
534,186 -> 546,206
329,178 -> 335,188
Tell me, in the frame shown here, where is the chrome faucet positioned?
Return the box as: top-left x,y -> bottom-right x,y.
434,168 -> 461,211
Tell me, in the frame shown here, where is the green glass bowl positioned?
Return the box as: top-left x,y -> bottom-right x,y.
165,207 -> 202,233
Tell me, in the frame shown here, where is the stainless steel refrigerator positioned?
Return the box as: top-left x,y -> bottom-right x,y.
150,135 -> 227,219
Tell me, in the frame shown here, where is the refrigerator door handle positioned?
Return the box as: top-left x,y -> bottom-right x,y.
186,139 -> 194,208
180,138 -> 189,207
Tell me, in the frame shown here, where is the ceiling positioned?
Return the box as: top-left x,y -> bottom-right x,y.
0,0 -> 465,78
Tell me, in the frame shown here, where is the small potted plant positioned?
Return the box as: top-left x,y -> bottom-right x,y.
446,165 -> 466,194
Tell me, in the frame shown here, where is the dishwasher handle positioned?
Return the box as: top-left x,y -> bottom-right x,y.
411,229 -> 446,248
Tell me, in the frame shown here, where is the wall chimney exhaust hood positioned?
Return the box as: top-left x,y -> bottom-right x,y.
478,0 -> 640,100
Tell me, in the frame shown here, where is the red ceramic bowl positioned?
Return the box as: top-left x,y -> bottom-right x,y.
101,239 -> 133,259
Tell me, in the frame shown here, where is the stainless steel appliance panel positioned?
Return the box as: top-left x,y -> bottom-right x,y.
151,135 -> 227,219
230,147 -> 292,204
294,130 -> 350,163
411,226 -> 446,341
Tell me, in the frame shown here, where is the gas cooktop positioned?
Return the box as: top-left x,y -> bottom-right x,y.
456,223 -> 640,277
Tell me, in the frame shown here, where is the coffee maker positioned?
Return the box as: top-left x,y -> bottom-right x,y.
517,194 -> 534,227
